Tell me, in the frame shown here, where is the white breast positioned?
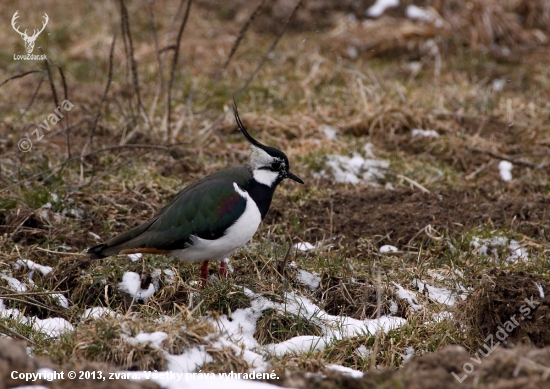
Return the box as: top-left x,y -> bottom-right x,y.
170,183 -> 262,263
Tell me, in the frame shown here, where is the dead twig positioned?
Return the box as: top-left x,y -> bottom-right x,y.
84,32 -> 117,156
237,0 -> 303,96
0,322 -> 35,345
164,0 -> 192,139
148,0 -> 165,119
8,72 -> 46,131
0,70 -> 42,88
473,148 -> 547,170
119,0 -> 150,127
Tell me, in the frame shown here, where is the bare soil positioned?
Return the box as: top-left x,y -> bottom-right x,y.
268,187 -> 550,246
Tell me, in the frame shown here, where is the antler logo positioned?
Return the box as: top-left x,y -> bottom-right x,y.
11,11 -> 49,54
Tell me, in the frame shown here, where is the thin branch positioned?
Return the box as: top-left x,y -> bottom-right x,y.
473,148 -> 547,170
148,0 -> 165,119
237,0 -> 303,96
0,322 -> 35,345
8,72 -> 45,131
55,63 -> 71,158
202,0 -> 267,109
221,0 -> 267,73
42,53 -> 59,110
0,70 -> 42,88
164,0 -> 192,138
84,32 -> 117,155
119,0 -> 150,126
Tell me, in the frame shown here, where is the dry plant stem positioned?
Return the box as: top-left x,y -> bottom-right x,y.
148,0 -> 165,119
477,148 -> 547,171
0,322 -> 35,345
164,0 -> 192,139
84,32 -> 117,156
8,72 -> 45,131
202,0 -> 267,108
55,63 -> 71,159
42,54 -> 72,158
119,0 -> 150,127
238,0 -> 303,96
0,70 -> 42,88
221,0 -> 267,73
42,55 -> 59,111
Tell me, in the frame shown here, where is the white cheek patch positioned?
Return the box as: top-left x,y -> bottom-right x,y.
253,169 -> 279,187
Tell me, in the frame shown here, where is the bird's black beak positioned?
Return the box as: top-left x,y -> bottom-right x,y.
287,171 -> 304,184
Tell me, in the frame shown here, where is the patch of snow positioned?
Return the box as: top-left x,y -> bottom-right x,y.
433,311 -> 453,323
389,300 -> 398,314
163,269 -> 177,285
355,345 -> 371,358
294,242 -> 315,252
62,207 -> 85,218
16,259 -> 53,276
536,282 -> 545,298
89,231 -> 101,241
126,331 -> 168,349
320,149 -> 389,184
380,245 -> 398,253
51,293 -> 69,309
411,129 -> 439,138
118,271 -> 156,300
297,269 -> 321,291
321,125 -> 338,140
499,160 -> 513,181
82,307 -> 120,319
406,5 -> 432,22
211,337 -> 268,371
128,253 -> 142,262
327,364 -> 364,378
506,240 -> 528,263
393,282 -> 423,311
400,346 -> 415,362
471,235 -> 529,263
346,46 -> 358,59
367,0 -> 399,17
414,279 -> 455,306
492,78 -> 507,92
265,335 -> 327,356
213,289 -> 406,359
165,345 -> 213,373
31,317 -> 73,337
1,273 -> 28,292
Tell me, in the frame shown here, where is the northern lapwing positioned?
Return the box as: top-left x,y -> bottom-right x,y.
88,103 -> 304,284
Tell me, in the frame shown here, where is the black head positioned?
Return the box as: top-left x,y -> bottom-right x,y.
233,101 -> 304,186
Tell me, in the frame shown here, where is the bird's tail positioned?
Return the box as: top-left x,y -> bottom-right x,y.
88,244 -> 114,259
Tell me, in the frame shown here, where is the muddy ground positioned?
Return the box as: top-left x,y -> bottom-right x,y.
268,186 -> 550,246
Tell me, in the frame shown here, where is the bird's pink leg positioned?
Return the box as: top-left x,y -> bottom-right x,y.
201,261 -> 209,287
219,261 -> 227,277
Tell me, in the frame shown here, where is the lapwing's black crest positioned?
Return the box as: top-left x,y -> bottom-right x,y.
88,103 -> 303,283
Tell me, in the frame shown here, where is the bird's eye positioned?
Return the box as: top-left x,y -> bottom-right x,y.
271,162 -> 282,170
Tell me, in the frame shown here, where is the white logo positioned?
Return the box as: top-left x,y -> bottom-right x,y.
12,10 -> 49,54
